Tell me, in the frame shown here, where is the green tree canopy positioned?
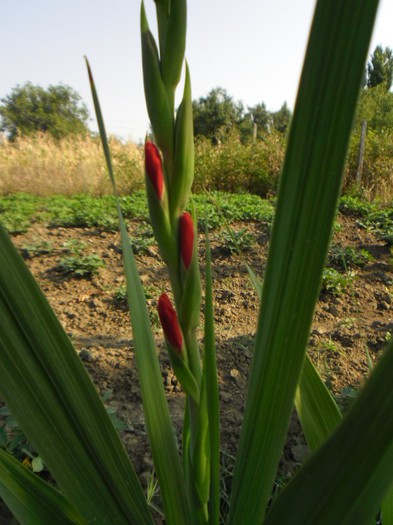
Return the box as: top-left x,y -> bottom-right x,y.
246,103 -> 272,135
356,84 -> 393,130
192,87 -> 244,143
271,102 -> 292,133
0,83 -> 90,140
193,87 -> 292,143
366,45 -> 393,91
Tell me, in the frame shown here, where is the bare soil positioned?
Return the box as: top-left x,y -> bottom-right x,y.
1,212 -> 393,522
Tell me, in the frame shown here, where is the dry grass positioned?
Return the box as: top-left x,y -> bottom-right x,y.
0,134 -> 144,196
1,129 -> 391,201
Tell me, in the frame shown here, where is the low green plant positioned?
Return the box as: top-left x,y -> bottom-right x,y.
21,240 -> 53,258
61,239 -> 87,255
130,225 -> 155,255
364,208 -> 393,245
48,195 -> 120,231
339,194 -> 377,217
219,227 -> 255,255
2,1 -> 393,525
321,267 -> 357,296
0,194 -> 39,234
328,244 -> 374,270
58,253 -> 105,277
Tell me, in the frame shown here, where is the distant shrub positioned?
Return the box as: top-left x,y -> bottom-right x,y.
343,127 -> 393,201
193,129 -> 285,196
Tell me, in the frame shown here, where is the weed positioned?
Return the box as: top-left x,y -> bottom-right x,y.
359,208 -> 393,245
321,268 -> 357,296
338,195 -> 376,217
113,284 -> 128,304
219,228 -> 255,255
58,253 -> 105,277
21,240 -> 53,258
62,239 -> 87,255
130,226 -> 155,255
328,244 -> 374,270
317,337 -> 342,355
338,317 -> 356,328
48,195 -> 120,231
0,194 -> 39,233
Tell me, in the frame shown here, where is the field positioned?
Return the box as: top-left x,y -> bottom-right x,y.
1,192 -> 393,521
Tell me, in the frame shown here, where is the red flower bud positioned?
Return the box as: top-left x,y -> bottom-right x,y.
145,141 -> 164,199
179,212 -> 194,269
158,293 -> 183,353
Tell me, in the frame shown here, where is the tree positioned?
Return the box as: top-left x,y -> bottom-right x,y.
355,84 -> 393,130
192,87 -> 244,143
247,103 -> 272,133
0,83 -> 90,140
366,45 -> 393,91
271,102 -> 292,133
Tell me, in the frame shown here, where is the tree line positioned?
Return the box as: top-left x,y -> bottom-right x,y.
0,45 -> 391,142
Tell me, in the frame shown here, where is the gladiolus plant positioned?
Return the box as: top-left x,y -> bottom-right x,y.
1,0 -> 393,524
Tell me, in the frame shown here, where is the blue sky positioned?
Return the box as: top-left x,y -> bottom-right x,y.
1,0 -> 392,142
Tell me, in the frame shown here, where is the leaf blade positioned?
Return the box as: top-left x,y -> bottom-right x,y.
228,0 -> 380,522
0,226 -> 153,525
0,449 -> 85,525
265,341 -> 393,525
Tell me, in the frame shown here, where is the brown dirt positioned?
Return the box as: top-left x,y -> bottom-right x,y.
1,212 -> 392,522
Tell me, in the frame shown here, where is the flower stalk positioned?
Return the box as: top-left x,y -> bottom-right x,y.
141,1 -> 207,516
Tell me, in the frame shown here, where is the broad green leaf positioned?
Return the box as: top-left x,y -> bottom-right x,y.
0,226 -> 153,525
228,0 -> 380,523
0,449 -> 85,525
265,341 -> 393,525
246,235 -> 343,452
86,59 -> 193,525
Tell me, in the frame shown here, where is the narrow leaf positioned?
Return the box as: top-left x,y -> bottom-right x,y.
295,355 -> 342,452
141,1 -> 174,160
86,59 -> 193,525
161,0 -> 187,92
171,62 -> 194,219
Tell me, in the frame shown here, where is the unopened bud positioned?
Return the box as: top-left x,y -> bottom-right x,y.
145,141 -> 164,199
179,212 -> 194,269
158,293 -> 183,353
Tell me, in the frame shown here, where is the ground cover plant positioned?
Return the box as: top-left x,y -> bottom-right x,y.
1,0 -> 393,524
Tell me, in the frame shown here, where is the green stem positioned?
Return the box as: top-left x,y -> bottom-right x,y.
184,330 -> 202,384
